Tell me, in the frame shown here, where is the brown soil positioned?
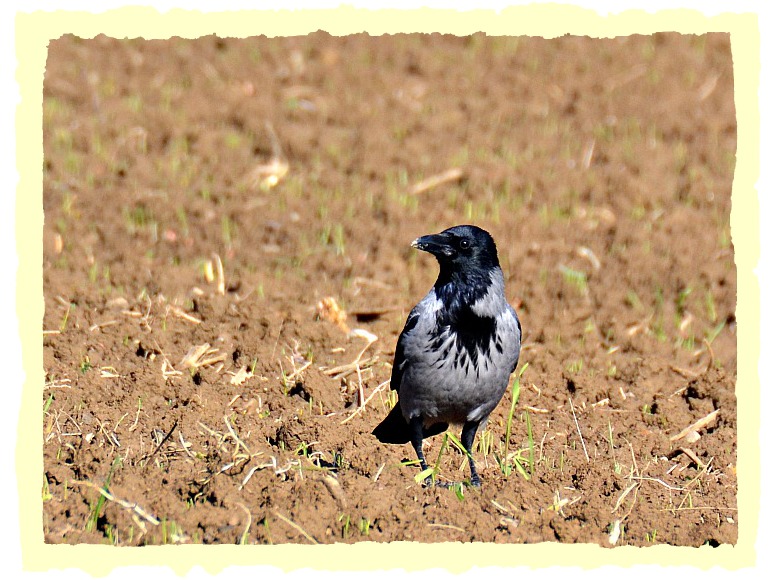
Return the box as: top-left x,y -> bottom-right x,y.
42,32 -> 737,547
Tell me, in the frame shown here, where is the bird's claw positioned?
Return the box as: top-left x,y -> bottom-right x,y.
420,477 -> 481,489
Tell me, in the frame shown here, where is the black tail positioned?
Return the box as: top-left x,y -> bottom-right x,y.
372,402 -> 411,444
372,401 -> 449,444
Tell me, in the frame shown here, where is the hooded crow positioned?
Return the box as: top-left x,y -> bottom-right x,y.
372,225 -> 521,487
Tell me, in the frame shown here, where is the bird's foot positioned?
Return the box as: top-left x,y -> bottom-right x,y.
417,475 -> 442,488
417,474 -> 451,488
420,477 -> 481,489
430,480 -> 454,489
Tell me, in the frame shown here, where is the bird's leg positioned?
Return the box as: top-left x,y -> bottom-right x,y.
409,416 -> 430,472
461,420 -> 482,487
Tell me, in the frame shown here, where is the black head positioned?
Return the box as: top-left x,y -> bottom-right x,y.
412,225 -> 500,279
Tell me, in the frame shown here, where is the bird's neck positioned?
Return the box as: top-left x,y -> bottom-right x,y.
434,267 -> 502,320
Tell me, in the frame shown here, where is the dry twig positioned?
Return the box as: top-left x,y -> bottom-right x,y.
670,409 -> 720,442
409,168 -> 464,195
70,480 -> 160,527
273,510 -> 318,544
569,396 -> 590,463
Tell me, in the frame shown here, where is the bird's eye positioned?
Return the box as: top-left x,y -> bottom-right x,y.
459,239 -> 470,250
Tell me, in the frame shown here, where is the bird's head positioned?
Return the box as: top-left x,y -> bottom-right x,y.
412,225 -> 500,277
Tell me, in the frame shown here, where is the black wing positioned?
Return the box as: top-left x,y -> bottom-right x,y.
510,306 -> 522,374
389,310 -> 420,392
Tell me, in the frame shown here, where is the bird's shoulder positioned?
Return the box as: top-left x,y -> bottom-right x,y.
502,302 -> 521,333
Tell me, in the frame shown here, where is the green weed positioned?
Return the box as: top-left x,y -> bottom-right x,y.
676,286 -> 692,316
86,455 -> 123,533
124,94 -> 143,113
676,335 -> 695,351
559,265 -> 588,295
625,290 -> 642,311
43,393 -> 54,414
42,475 -> 53,502
59,303 -> 74,332
384,389 -> 398,411
566,359 -> 584,374
222,215 -> 236,249
160,518 -> 187,544
176,207 -> 190,237
704,290 -> 718,323
498,363 -> 532,479
79,356 -> 93,374
705,320 -> 725,345
338,513 -> 352,539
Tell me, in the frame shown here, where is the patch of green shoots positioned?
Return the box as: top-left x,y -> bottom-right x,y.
413,432 -> 450,486
499,363 -> 532,479
59,302 -> 74,332
160,518 -> 186,544
176,207 -> 190,237
43,393 -> 54,415
559,265 -> 588,295
42,475 -> 53,502
338,513 -> 352,539
384,389 -> 398,411
704,290 -> 718,323
79,356 -> 93,374
86,455 -> 123,533
566,359 -> 584,374
451,482 -> 465,501
705,320 -> 725,345
676,286 -> 692,316
222,215 -> 236,249
626,290 -> 643,311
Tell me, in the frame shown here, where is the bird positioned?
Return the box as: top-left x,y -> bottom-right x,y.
372,224 -> 521,487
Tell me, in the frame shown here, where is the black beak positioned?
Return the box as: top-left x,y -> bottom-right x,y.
411,233 -> 455,258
